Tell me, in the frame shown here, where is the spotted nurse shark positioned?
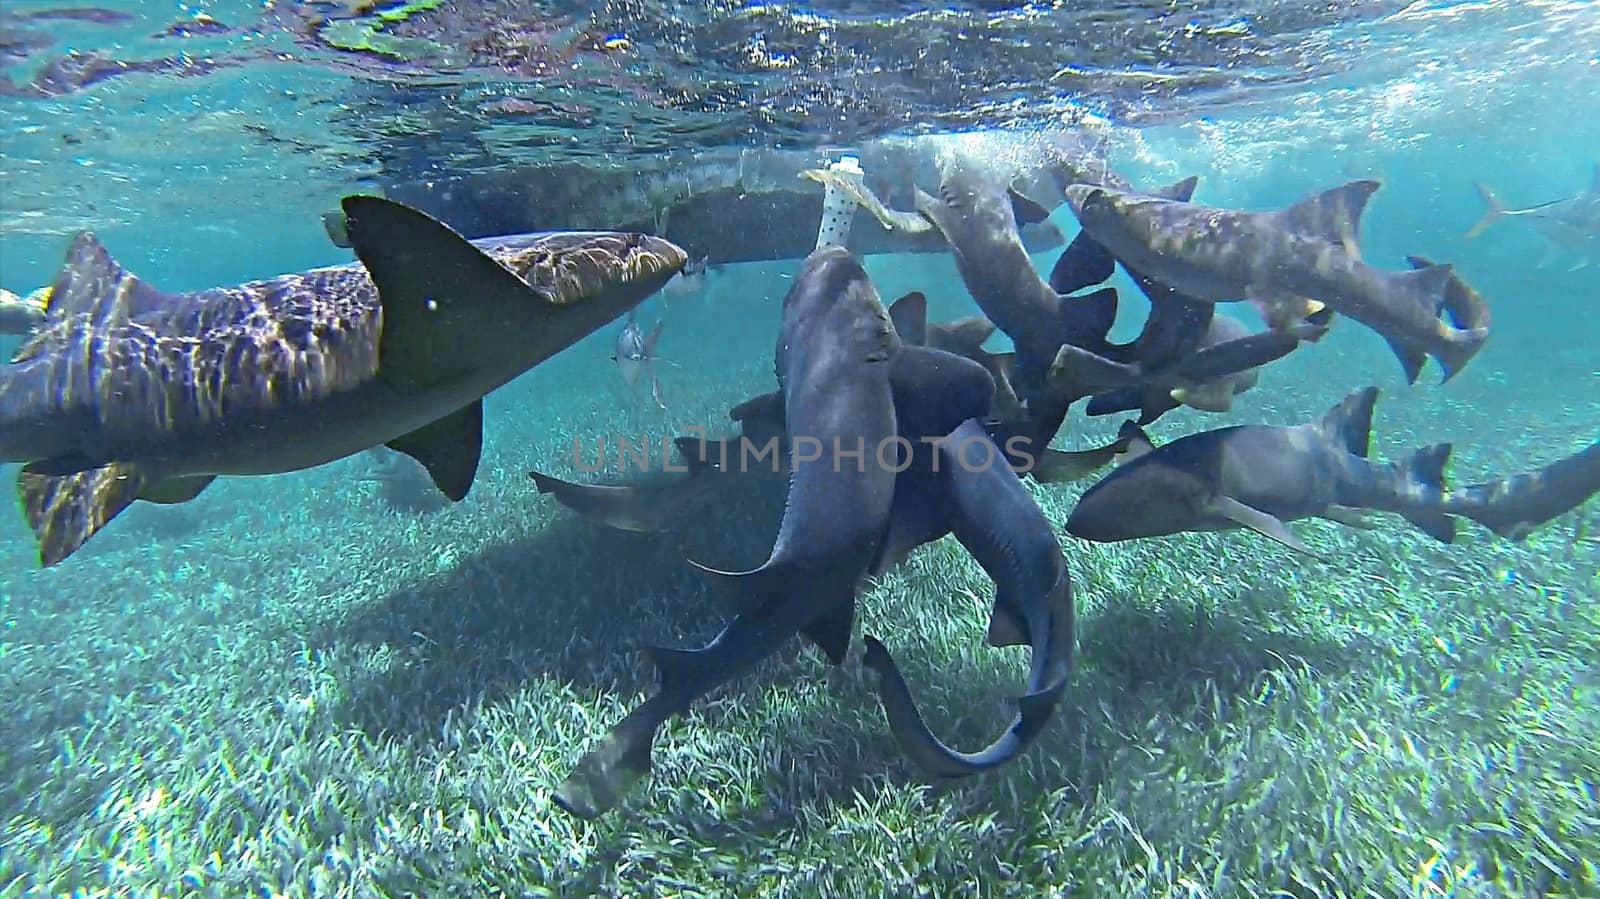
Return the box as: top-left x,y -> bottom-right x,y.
1061,181 -> 1490,383
0,196 -> 686,565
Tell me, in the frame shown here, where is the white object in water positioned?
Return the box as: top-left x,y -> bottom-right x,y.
814,154 -> 864,251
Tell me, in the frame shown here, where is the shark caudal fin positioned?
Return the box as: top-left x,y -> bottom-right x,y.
1447,439 -> 1600,540
1397,442 -> 1457,543
1465,184 -> 1506,239
1277,180 -> 1380,259
1407,255 -> 1492,332
1397,256 -> 1492,382
1317,387 -> 1380,459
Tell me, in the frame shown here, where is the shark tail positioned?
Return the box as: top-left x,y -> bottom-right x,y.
552,687 -> 672,819
1446,439 -> 1600,540
1396,442 -> 1458,543
1390,259 -> 1490,382
1465,183 -> 1505,239
862,634 -> 1068,779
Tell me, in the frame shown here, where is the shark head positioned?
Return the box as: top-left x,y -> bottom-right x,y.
1061,183 -> 1124,231
1065,451 -> 1214,542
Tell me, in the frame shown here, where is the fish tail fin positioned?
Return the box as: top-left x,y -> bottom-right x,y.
1318,386 -> 1379,459
19,462 -> 150,566
1465,183 -> 1506,239
552,683 -> 674,818
1397,442 -> 1458,543
1434,326 -> 1490,383
1386,262 -> 1484,379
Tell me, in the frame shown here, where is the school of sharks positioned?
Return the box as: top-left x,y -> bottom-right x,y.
2,130 -> 1597,820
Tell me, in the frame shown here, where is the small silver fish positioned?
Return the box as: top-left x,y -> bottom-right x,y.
1468,165 -> 1600,269
613,310 -> 667,410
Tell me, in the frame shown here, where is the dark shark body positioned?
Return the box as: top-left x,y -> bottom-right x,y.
914,154 -> 1120,388
1067,388 -> 1456,555
864,418 -> 1076,778
555,246 -> 899,818
1,197 -> 686,564
911,153 -> 1121,474
1062,180 -> 1490,382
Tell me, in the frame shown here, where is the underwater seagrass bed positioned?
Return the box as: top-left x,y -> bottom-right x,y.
2,0 -> 1599,896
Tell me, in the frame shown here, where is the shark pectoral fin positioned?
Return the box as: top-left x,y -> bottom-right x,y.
386,399 -> 483,502
1320,504 -> 1378,529
1209,495 -> 1321,559
19,462 -> 149,566
340,195 -> 557,393
1007,187 -> 1053,227
1048,230 -> 1117,295
139,475 -> 216,505
1382,336 -> 1428,385
800,595 -> 856,665
1059,286 -> 1119,348
1047,342 -> 1137,397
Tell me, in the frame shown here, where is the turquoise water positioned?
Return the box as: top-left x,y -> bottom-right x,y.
2,2 -> 1598,896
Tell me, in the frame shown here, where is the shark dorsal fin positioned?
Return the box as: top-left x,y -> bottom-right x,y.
1591,162 -> 1600,195
1115,420 -> 1156,464
1154,175 -> 1200,202
1277,180 -> 1380,260
41,232 -> 173,327
888,291 -> 928,345
1318,386 -> 1379,458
